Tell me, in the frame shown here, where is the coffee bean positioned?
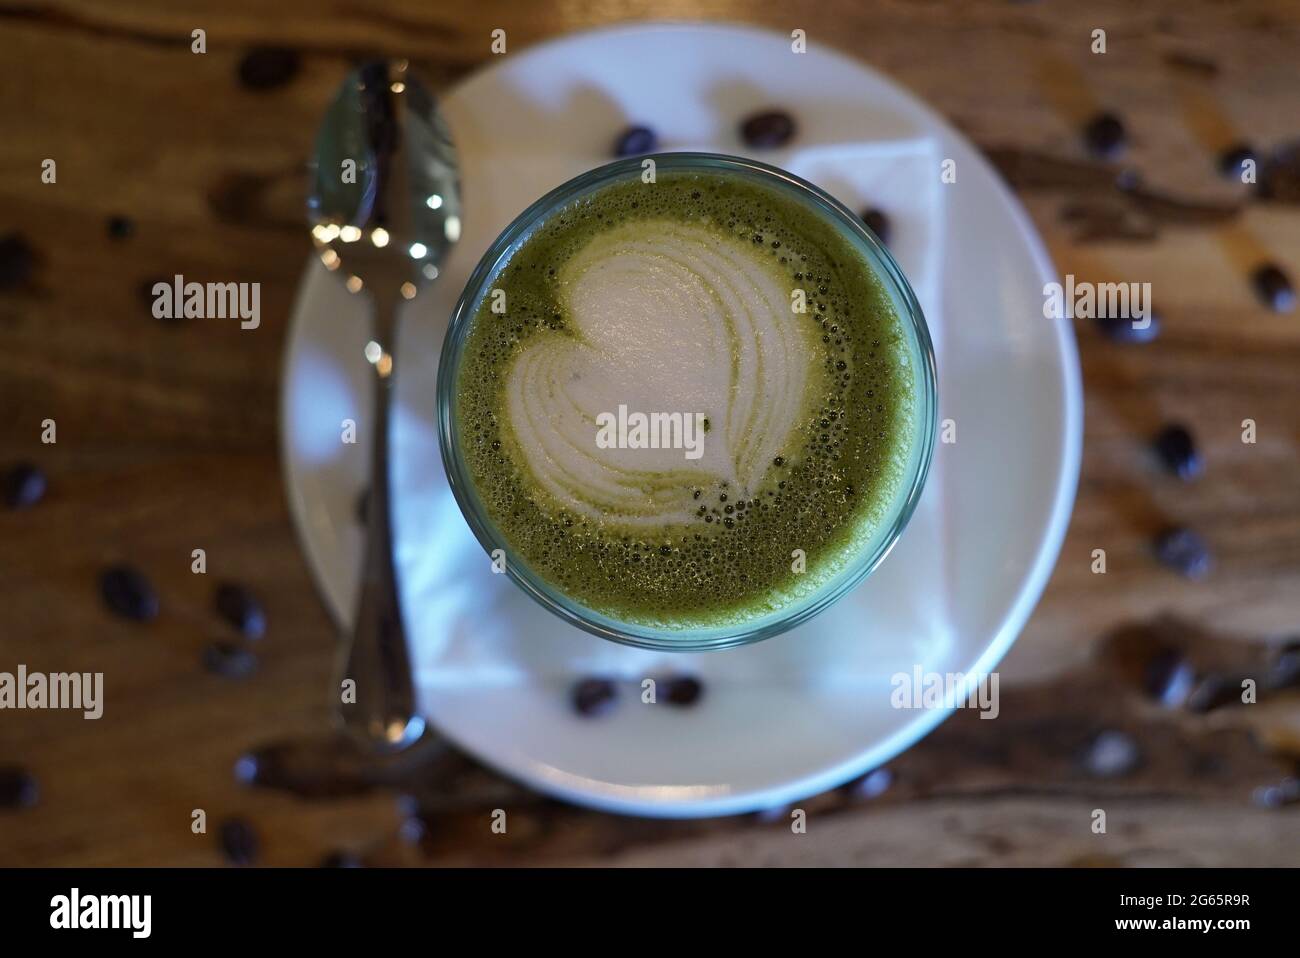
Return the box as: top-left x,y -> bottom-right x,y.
1083,729 -> 1141,777
1259,140 -> 1300,202
396,796 -> 432,845
1083,112 -> 1126,158
99,565 -> 160,622
859,207 -> 891,245
846,766 -> 894,800
1252,778 -> 1300,809
612,125 -> 658,157
0,765 -> 39,809
571,677 -> 618,717
106,215 -> 135,241
218,817 -> 259,865
740,109 -> 796,149
399,813 -> 430,846
1219,143 -> 1257,179
1143,648 -> 1195,707
202,642 -> 258,679
1096,307 -> 1161,343
237,47 -> 301,91
232,753 -> 259,785
215,582 -> 267,639
0,233 -> 36,289
662,674 -> 704,707
1267,639 -> 1300,689
1153,423 -> 1203,481
3,462 -> 46,509
320,850 -> 364,868
1251,263 -> 1295,313
1186,674 -> 1239,713
1154,527 -> 1213,579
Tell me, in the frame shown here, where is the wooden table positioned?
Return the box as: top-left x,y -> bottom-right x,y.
2,0 -> 1297,867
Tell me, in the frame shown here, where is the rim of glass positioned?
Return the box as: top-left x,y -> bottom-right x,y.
437,152 -> 937,652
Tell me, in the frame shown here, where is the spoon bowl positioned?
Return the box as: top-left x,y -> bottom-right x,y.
309,59 -> 461,298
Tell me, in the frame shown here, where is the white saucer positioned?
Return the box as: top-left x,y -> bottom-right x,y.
280,22 -> 1082,817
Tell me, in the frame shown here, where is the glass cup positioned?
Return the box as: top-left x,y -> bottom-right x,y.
437,152 -> 937,651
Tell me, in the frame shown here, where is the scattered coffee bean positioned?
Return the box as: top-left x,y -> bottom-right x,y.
0,765 -> 39,809
237,47 -> 301,92
202,641 -> 258,679
1259,140 -> 1300,202
1267,639 -> 1300,689
662,674 -> 704,707
320,850 -> 364,868
1083,729 -> 1141,777
0,233 -> 36,290
739,109 -> 796,149
399,812 -> 430,846
1143,648 -> 1195,707
232,752 -> 259,785
1154,527 -> 1213,579
1095,307 -> 1161,343
99,565 -> 160,622
396,796 -> 432,845
859,207 -> 891,245
846,766 -> 894,800
3,462 -> 46,509
1186,674 -> 1240,713
612,125 -> 658,157
106,215 -> 135,241
1251,777 -> 1300,809
1152,423 -> 1203,481
218,817 -> 259,865
1218,143 -> 1257,179
571,677 -> 618,717
1083,112 -> 1127,158
1251,262 -> 1295,313
215,582 -> 267,639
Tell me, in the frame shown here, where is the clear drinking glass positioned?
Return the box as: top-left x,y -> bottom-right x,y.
437,152 -> 937,651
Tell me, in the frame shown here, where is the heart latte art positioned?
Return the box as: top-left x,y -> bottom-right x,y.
452,171 -> 918,631
504,219 -> 827,527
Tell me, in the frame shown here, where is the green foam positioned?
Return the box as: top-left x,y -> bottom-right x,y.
454,170 -> 917,631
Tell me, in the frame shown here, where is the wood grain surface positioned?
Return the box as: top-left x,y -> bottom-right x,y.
1,0 -> 1298,867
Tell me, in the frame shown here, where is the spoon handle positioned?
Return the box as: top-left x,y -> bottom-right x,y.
336,291 -> 424,751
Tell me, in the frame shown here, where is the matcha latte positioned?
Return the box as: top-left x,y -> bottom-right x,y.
440,155 -> 935,646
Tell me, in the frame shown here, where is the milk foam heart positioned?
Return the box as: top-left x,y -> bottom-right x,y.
503,219 -> 825,527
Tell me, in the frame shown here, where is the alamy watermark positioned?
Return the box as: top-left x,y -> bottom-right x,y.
50,888 -> 150,938
151,274 -> 260,329
1,665 -> 103,719
595,404 -> 707,460
1044,274 -> 1152,328
890,666 -> 1000,719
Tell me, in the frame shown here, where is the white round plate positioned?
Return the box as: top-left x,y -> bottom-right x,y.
281,22 -> 1082,817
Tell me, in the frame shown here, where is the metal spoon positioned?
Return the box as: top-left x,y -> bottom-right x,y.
307,59 -> 461,751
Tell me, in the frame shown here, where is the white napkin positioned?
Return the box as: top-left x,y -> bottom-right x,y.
390,137 -> 953,699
